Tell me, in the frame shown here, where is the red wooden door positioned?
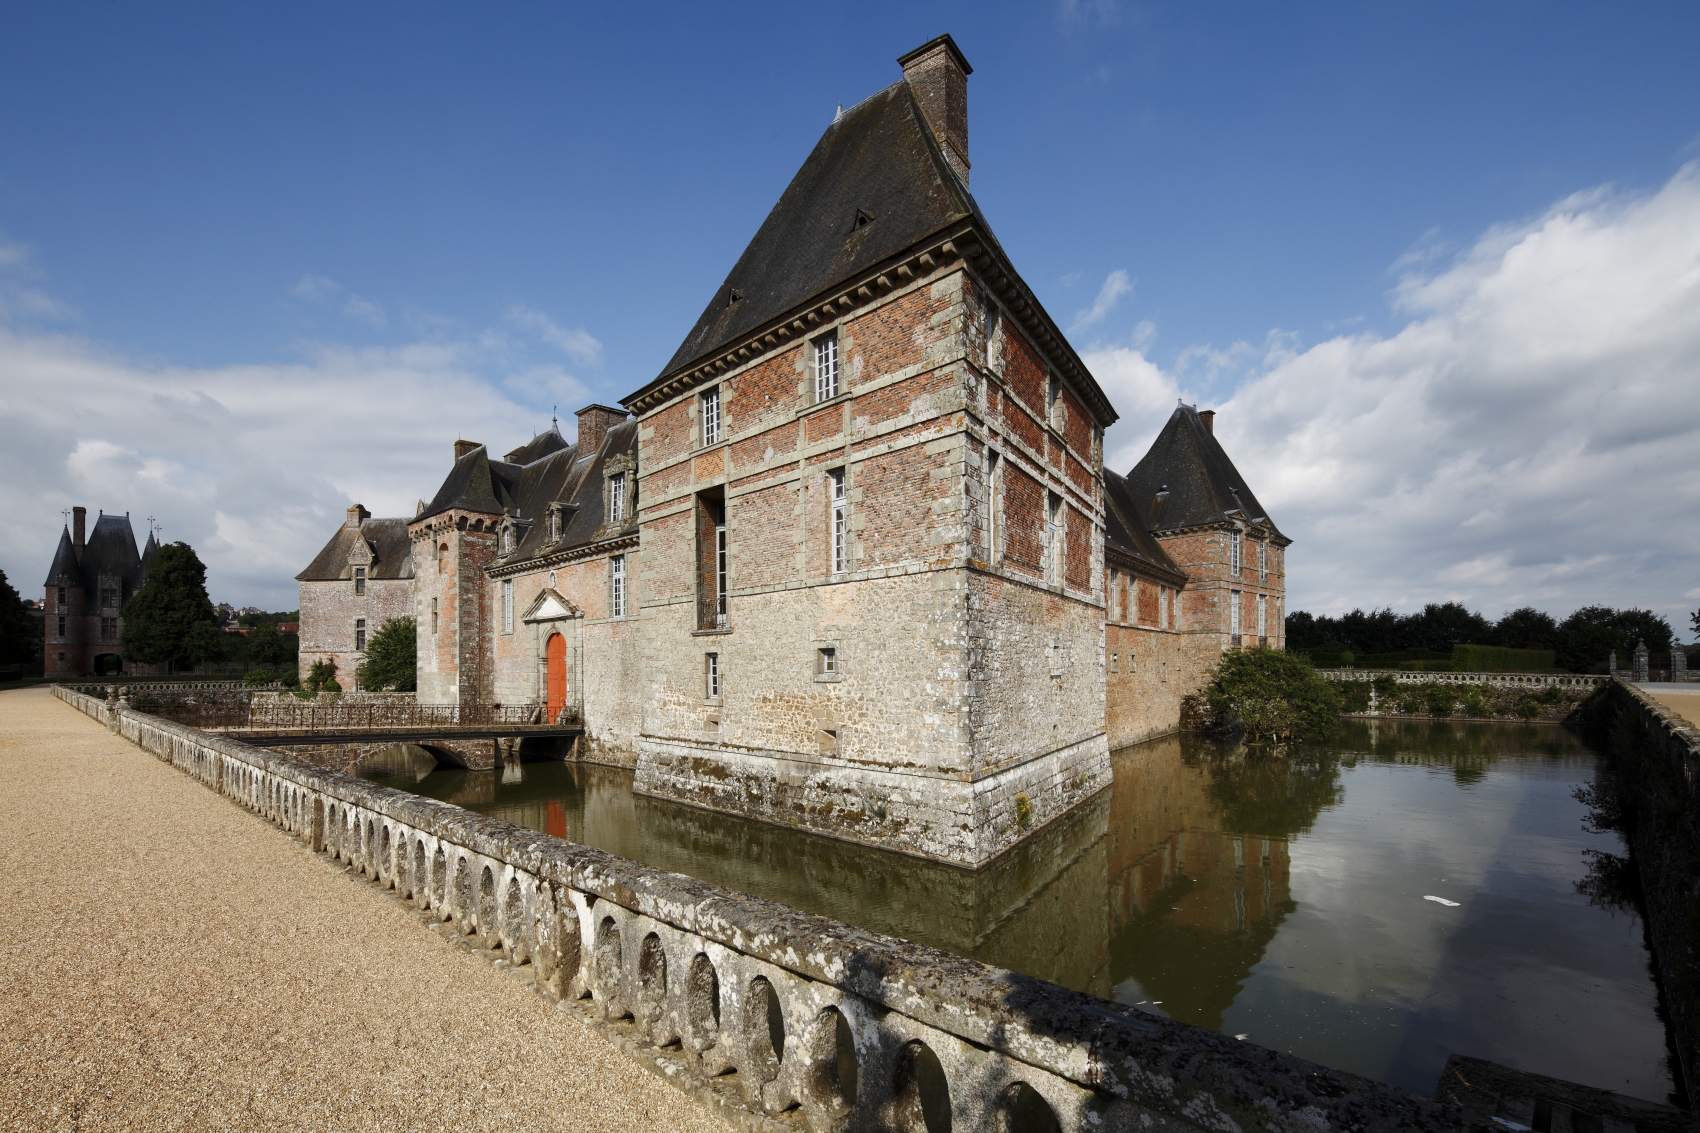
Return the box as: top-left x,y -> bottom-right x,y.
546,634 -> 567,723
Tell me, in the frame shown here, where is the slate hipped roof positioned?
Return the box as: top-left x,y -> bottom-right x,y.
1102,470 -> 1187,584
45,513 -> 148,591
296,518 -> 415,582
410,419 -> 640,574
629,45 -> 1116,426
1124,405 -> 1288,543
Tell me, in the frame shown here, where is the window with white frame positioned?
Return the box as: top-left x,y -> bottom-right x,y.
814,331 -> 839,402
701,387 -> 722,446
611,554 -> 626,617
1230,590 -> 1241,642
355,617 -> 367,651
705,652 -> 720,699
817,647 -> 837,676
1257,593 -> 1266,641
715,517 -> 728,628
609,472 -> 626,523
1230,531 -> 1242,577
830,468 -> 848,575
502,579 -> 514,634
1257,539 -> 1266,582
984,449 -> 999,562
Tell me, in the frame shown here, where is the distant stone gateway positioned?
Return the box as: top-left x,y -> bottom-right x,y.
295,36 -> 1288,868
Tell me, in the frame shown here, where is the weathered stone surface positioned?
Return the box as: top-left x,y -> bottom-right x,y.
61,684 -> 1493,1133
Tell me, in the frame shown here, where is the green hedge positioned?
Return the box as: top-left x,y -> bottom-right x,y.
1452,644 -> 1556,672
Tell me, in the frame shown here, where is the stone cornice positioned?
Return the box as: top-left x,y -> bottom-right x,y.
485,531 -> 638,580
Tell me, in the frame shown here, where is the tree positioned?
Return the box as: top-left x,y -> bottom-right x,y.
185,622 -> 227,674
1204,649 -> 1344,744
1492,607 -> 1559,650
1403,602 -> 1494,652
357,617 -> 417,691
247,622 -> 289,669
121,542 -> 219,670
0,569 -> 35,666
1555,606 -> 1673,673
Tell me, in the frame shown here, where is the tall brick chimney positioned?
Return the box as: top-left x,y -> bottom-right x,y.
72,506 -> 86,561
454,440 -> 482,460
346,503 -> 370,530
575,404 -> 628,455
1200,410 -> 1215,434
899,34 -> 972,186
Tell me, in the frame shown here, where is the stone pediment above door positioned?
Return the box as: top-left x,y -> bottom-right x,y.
522,587 -> 581,623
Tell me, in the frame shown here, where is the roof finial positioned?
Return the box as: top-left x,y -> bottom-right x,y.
552,404 -> 558,428
834,103 -> 843,123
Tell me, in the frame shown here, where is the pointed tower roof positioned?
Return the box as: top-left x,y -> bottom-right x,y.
44,527 -> 80,588
504,424 -> 570,466
417,444 -> 520,522
1124,405 -> 1288,543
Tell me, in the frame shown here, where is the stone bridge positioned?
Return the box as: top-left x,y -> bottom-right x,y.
56,685 -> 1497,1133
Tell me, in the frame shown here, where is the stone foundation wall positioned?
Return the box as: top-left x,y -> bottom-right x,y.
54,683 -> 1493,1133
1598,678 -> 1700,1104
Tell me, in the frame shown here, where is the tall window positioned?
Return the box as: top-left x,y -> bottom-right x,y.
1230,532 -> 1242,577
354,567 -> 366,595
830,468 -> 848,575
436,543 -> 445,573
609,473 -> 626,523
1256,593 -> 1266,643
715,520 -> 727,628
701,387 -> 722,446
56,615 -> 66,638
1229,590 -> 1241,645
1257,539 -> 1266,582
502,579 -> 514,634
101,588 -> 118,609
430,597 -> 438,634
814,331 -> 839,402
355,617 -> 367,651
56,586 -> 66,607
1047,493 -> 1064,584
100,617 -> 116,641
548,507 -> 561,542
611,554 -> 627,618
705,652 -> 720,699
984,450 -> 999,562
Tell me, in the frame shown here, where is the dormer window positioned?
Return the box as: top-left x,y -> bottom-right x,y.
501,525 -> 515,555
548,507 -> 562,542
609,472 -> 627,523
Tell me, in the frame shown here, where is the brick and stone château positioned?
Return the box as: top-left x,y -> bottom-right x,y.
292,34 -> 1288,868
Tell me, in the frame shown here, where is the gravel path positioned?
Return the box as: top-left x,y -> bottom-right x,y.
0,686 -> 734,1133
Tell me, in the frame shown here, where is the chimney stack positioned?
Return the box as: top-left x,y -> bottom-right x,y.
899,34 -> 972,186
575,404 -> 629,455
454,440 -> 482,460
1200,410 -> 1215,434
346,503 -> 370,530
72,506 -> 86,561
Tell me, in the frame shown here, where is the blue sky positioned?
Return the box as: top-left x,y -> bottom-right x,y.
2,2 -> 1698,628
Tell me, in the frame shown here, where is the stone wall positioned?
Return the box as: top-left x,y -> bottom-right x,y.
1597,678 -> 1700,1104
55,684 -> 1494,1133
297,575 -> 414,688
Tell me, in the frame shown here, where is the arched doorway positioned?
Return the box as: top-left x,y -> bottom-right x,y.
546,633 -> 567,723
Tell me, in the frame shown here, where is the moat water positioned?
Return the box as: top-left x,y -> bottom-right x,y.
361,719 -> 1675,1101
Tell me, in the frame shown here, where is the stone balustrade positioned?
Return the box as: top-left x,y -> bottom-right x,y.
1317,670 -> 1607,691
54,684 -> 1487,1133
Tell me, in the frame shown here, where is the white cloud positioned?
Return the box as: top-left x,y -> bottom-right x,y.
505,304 -> 602,365
341,295 -> 387,328
292,273 -> 340,299
1087,162 -> 1700,627
0,233 -> 76,322
0,327 -> 607,610
1069,269 -> 1133,332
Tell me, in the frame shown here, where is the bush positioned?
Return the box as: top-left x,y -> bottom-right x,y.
1203,649 -> 1344,744
279,669 -> 300,688
1453,644 -> 1556,672
305,659 -> 336,693
243,669 -> 274,687
356,617 -> 417,692
322,677 -> 341,693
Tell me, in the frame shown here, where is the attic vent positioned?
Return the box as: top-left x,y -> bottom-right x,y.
727,288 -> 743,307
854,209 -> 875,229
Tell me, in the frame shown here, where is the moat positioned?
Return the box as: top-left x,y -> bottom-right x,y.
361,719 -> 1675,1101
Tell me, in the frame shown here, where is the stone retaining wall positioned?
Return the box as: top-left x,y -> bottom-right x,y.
1598,678 -> 1700,1106
54,684 -> 1489,1133
1318,670 -> 1607,691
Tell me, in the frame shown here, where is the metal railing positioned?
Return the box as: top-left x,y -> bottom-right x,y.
144,701 -> 570,731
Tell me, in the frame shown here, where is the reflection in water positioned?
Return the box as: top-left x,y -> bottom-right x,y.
364,720 -> 1672,1100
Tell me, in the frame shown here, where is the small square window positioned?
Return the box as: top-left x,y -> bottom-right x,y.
818,647 -> 837,676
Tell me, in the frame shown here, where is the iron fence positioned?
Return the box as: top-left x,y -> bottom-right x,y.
143,701 -> 569,731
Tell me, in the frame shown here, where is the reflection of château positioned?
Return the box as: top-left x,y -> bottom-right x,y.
372,731 -> 1345,1035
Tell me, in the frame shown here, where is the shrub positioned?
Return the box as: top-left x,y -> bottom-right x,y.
356,617 -> 417,692
305,659 -> 336,693
322,677 -> 341,693
1425,684 -> 1457,716
279,669 -> 300,688
243,668 -> 274,687
1203,649 -> 1344,744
